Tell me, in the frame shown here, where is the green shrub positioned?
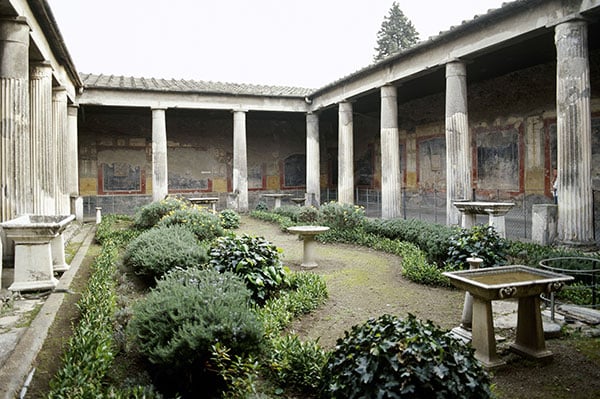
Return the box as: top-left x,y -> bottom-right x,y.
298,206 -> 320,223
211,343 -> 260,399
322,314 -> 493,399
157,206 -> 224,242
445,224 -> 509,271
363,218 -> 455,266
208,234 -> 291,304
48,241 -> 119,398
318,201 -> 366,230
399,241 -> 451,287
95,214 -> 139,246
274,205 -> 302,222
269,334 -> 327,394
258,272 -> 328,338
128,267 -> 264,396
133,196 -> 188,229
250,210 -> 296,231
255,201 -> 269,211
219,208 -> 241,229
123,225 -> 208,282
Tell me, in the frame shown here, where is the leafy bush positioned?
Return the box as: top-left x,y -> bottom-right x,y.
322,314 -> 493,399
219,208 -> 241,229
298,206 -> 320,223
208,234 -> 291,304
258,272 -> 328,338
364,218 -> 455,266
133,196 -> 188,229
445,224 -> 509,271
255,201 -> 269,211
269,334 -> 327,394
157,206 -> 224,242
95,214 -> 139,246
250,210 -> 296,231
48,241 -> 119,398
318,201 -> 366,230
399,241 -> 451,287
128,267 -> 264,396
123,225 -> 208,282
274,205 -> 302,222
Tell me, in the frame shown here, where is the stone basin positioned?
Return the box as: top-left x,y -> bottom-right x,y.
443,265 -> 573,301
444,265 -> 573,368
453,201 -> 516,216
1,214 -> 75,291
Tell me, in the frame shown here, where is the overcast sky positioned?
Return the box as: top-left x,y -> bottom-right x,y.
48,0 -> 509,88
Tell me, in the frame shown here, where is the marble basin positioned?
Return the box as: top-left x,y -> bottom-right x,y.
443,265 -> 573,301
1,214 -> 75,291
453,201 -> 516,216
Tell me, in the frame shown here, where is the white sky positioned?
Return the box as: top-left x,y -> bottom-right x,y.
48,0 -> 509,88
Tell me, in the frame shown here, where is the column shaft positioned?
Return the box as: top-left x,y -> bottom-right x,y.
381,85 -> 401,219
306,113 -> 320,207
445,61 -> 472,226
152,108 -> 168,201
233,111 -> 248,212
338,102 -> 354,204
30,61 -> 53,214
555,20 -> 593,245
67,105 -> 79,197
53,87 -> 69,214
0,17 -> 31,220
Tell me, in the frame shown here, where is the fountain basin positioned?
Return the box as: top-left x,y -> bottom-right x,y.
1,214 -> 75,291
444,265 -> 573,301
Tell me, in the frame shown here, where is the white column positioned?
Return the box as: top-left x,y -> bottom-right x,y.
338,101 -> 354,204
555,19 -> 593,246
152,108 -> 169,201
0,17 -> 31,220
53,86 -> 69,214
67,105 -> 79,197
30,61 -> 53,215
380,85 -> 401,219
233,110 -> 249,212
445,61 -> 472,226
306,113 -> 320,207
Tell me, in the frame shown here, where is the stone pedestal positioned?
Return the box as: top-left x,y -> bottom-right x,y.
287,226 -> 330,269
338,102 -> 354,205
531,204 -> 557,245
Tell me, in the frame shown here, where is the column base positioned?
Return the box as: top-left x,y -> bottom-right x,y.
9,277 -> 59,292
509,343 -> 553,362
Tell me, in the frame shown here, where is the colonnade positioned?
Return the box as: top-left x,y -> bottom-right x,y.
0,17 -> 79,222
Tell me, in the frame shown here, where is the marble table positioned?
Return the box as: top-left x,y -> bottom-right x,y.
189,197 -> 219,212
262,193 -> 290,209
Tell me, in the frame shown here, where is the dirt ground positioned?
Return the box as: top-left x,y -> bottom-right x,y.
25,216 -> 600,398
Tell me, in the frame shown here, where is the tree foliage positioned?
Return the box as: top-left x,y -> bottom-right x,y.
373,2 -> 419,62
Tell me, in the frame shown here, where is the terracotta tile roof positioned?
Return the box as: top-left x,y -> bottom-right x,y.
80,73 -> 314,98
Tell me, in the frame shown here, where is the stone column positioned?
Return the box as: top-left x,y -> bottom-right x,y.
381,85 -> 401,219
306,112 -> 320,207
233,110 -> 248,212
152,108 -> 169,201
555,19 -> 594,246
338,101 -> 354,204
30,61 -> 53,215
445,61 -> 472,226
0,17 -> 31,220
67,105 -> 82,219
53,86 -> 69,214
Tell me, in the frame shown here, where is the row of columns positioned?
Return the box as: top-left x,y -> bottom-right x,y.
0,17 -> 79,222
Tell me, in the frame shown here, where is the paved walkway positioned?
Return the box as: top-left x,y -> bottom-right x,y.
0,221 -> 96,399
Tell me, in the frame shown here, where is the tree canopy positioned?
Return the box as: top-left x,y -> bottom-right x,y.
373,2 -> 419,62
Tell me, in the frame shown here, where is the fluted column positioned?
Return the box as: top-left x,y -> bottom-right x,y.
306,113 -> 320,207
30,61 -> 53,215
233,110 -> 248,212
555,19 -> 593,245
152,108 -> 168,201
445,61 -> 472,226
338,101 -> 354,204
381,85 -> 401,219
67,105 -> 79,197
1,17 -> 31,220
53,86 -> 69,214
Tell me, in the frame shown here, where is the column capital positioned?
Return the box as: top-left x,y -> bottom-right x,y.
446,61 -> 467,78
551,13 -> 590,29
380,85 -> 397,98
30,61 -> 52,79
